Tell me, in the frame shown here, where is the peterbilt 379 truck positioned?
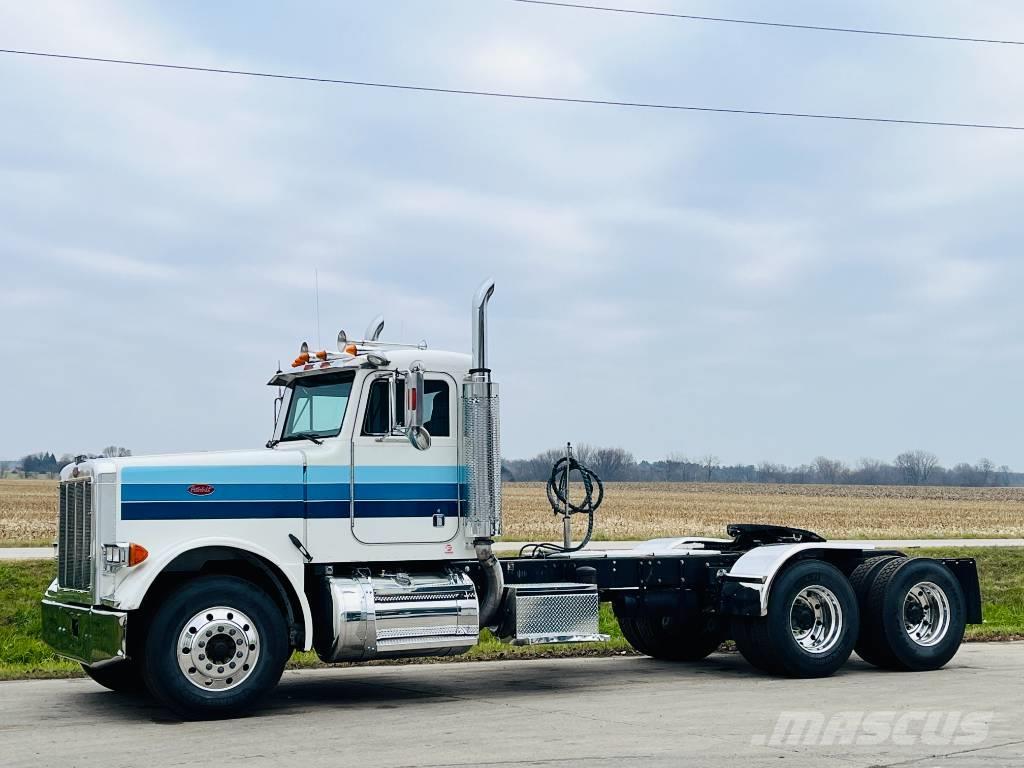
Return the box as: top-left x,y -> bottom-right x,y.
41,280 -> 982,718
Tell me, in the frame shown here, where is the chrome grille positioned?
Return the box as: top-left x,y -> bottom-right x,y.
58,479 -> 93,591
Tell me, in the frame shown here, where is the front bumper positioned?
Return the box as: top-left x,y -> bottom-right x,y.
41,598 -> 127,666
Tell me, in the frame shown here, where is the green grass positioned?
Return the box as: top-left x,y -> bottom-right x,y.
1,547 -> 1020,680
0,560 -> 80,679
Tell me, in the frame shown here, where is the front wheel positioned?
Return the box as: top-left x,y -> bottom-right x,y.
732,560 -> 859,678
82,659 -> 145,694
142,575 -> 290,719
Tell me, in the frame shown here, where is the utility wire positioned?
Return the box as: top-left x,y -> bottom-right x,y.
507,0 -> 1024,46
2,47 -> 1023,132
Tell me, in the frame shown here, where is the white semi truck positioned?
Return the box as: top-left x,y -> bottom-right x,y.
42,280 -> 982,718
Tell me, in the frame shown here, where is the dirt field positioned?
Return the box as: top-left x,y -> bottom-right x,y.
2,478 -> 1023,545
501,482 -> 1024,542
0,480 -> 57,546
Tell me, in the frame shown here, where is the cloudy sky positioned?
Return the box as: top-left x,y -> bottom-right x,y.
2,0 -> 1023,468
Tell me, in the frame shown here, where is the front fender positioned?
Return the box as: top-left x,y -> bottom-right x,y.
109,536 -> 313,651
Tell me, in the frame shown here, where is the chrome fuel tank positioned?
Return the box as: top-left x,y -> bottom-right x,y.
315,571 -> 479,662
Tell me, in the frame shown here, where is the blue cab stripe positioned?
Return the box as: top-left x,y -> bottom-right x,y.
121,465 -> 303,484
353,465 -> 462,484
121,483 -> 303,502
122,500 -> 304,520
122,499 -> 458,520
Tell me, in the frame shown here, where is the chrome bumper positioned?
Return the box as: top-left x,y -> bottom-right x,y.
40,598 -> 127,666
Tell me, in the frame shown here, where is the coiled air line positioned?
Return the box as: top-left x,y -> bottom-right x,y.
521,444 -> 604,558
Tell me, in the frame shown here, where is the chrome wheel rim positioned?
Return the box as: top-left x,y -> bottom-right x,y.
790,586 -> 844,655
903,581 -> 951,647
177,606 -> 260,691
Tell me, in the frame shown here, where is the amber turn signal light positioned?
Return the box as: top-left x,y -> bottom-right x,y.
128,543 -> 149,567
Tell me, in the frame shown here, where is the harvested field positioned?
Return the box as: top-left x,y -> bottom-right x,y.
501,482 -> 1024,542
1,479 -> 1023,546
0,480 -> 57,546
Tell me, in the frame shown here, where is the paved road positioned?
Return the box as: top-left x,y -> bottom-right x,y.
3,644 -> 1022,768
5,538 -> 1024,561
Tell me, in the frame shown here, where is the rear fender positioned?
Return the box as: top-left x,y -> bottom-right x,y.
720,543 -> 879,618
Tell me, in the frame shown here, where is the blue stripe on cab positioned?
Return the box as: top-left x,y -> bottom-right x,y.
353,465 -> 462,484
121,483 -> 303,502
354,500 -> 458,518
355,483 -> 460,501
121,500 -> 304,520
121,465 -> 303,484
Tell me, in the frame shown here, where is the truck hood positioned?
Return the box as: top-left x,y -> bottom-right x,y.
60,448 -> 305,482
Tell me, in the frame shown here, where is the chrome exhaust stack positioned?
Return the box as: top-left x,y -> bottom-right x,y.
471,279 -> 495,373
463,278 -> 504,625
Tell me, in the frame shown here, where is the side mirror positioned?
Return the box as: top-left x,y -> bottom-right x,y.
403,364 -> 431,451
406,425 -> 431,451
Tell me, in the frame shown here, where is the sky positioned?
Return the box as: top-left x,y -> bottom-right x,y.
2,0 -> 1023,469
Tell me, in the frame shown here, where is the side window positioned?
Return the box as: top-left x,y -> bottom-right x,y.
423,380 -> 450,437
361,379 -> 390,436
392,380 -> 450,437
361,376 -> 451,438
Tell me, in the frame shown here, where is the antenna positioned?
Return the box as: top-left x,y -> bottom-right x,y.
314,268 -> 322,350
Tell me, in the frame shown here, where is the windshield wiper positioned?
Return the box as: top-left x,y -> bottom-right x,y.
266,432 -> 324,448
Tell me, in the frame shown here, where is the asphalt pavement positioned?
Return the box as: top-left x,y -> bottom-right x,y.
2,643 -> 1022,768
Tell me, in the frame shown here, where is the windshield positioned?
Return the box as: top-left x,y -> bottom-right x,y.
280,371 -> 354,442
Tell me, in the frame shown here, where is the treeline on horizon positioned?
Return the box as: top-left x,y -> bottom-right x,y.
7,446 -> 1021,489
502,446 -> 1024,487
3,446 -> 132,477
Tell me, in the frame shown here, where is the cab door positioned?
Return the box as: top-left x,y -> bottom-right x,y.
350,370 -> 460,544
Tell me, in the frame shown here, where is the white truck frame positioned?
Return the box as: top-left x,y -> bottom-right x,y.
41,280 -> 982,718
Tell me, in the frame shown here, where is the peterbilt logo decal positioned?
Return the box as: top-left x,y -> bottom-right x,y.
187,484 -> 215,496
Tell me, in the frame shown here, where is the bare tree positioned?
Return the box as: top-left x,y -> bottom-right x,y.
699,454 -> 720,482
975,458 -> 995,487
584,446 -> 636,481
895,450 -> 939,486
814,456 -> 847,484
101,446 -> 132,458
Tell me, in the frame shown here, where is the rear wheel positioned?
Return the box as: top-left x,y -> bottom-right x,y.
615,609 -> 722,661
859,558 -> 966,671
82,659 -> 145,694
732,560 -> 859,678
848,555 -> 903,666
141,575 -> 290,719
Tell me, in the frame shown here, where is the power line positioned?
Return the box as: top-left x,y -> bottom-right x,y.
2,47 -> 1023,132
507,0 -> 1024,46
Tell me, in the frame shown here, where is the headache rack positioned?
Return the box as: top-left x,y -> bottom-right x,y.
58,478 -> 94,592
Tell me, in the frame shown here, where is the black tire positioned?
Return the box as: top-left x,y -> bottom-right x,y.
615,614 -> 653,655
860,558 -> 966,672
82,659 -> 146,694
848,555 -> 903,666
732,560 -> 859,678
142,575 -> 290,719
613,605 -> 721,661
